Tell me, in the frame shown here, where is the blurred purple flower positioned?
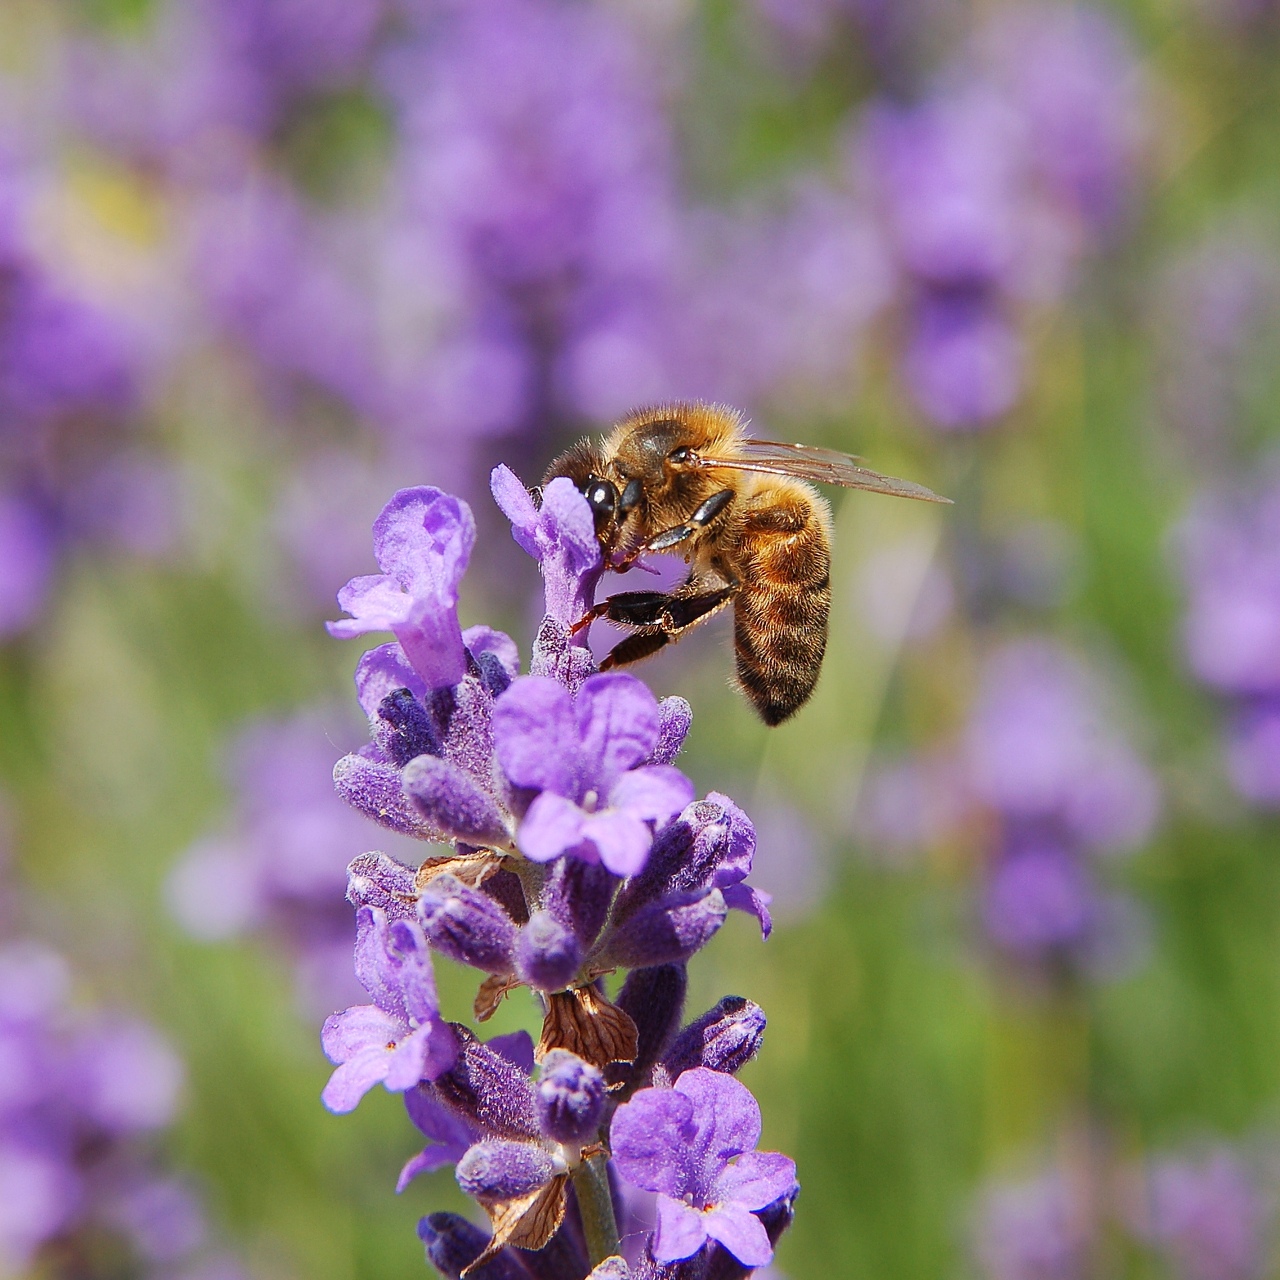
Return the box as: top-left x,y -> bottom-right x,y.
981,4 -> 1147,237
1177,478 -> 1280,696
1142,1149 -> 1268,1280
1225,700 -> 1280,807
901,290 -> 1024,429
975,1170 -> 1094,1280
964,638 -> 1160,853
981,838 -> 1099,958
0,937 -> 242,1276
0,492 -> 55,638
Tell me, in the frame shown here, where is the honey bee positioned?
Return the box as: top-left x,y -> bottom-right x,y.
544,402 -> 951,726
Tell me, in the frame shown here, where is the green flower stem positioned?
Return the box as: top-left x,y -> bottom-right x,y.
572,1152 -> 620,1266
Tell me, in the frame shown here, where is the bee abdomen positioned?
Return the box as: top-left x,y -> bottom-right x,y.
732,496 -> 832,726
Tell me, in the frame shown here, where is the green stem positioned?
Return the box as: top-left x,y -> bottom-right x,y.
572,1154 -> 620,1266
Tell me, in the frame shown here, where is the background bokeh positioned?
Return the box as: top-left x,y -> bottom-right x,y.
2,0 -> 1280,1277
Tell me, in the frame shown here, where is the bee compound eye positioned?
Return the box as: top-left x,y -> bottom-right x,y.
582,478 -> 618,530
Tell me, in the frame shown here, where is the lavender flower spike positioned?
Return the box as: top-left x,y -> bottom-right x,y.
491,465 -> 602,628
328,488 -> 476,690
493,673 -> 696,876
321,907 -> 457,1113
611,1068 -> 798,1268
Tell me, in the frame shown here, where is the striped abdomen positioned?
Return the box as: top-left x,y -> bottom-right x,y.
730,483 -> 832,726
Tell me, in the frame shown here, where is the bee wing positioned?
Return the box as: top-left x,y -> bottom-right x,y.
695,439 -> 953,504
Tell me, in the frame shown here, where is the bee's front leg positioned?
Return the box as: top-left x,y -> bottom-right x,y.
612,489 -> 735,570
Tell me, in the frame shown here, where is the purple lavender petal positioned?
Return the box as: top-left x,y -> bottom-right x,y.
612,1086 -> 699,1199
702,1205 -> 773,1268
385,1021 -> 458,1092
329,488 -> 476,689
712,1153 -> 799,1214
609,767 -> 697,828
354,643 -> 427,719
396,1144 -> 461,1194
653,1197 -> 709,1263
576,673 -> 662,791
492,676 -> 582,797
582,810 -> 655,877
519,791 -> 590,863
490,464 -> 541,557
720,884 -> 773,939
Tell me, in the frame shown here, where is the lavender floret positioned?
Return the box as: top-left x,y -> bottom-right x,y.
611,1069 -> 798,1268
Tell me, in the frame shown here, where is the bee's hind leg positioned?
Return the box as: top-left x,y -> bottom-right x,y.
600,629 -> 671,670
594,584 -> 739,670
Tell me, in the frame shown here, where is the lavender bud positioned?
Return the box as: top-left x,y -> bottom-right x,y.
662,997 -> 766,1079
417,1212 -> 526,1280
649,696 -> 693,765
418,876 -> 517,973
474,650 -> 513,697
345,851 -> 417,920
605,891 -> 727,969
457,1138 -> 557,1203
544,857 -> 615,951
334,752 -> 436,838
403,755 -> 509,845
612,964 -> 687,1091
536,1050 -> 605,1145
516,912 -> 582,992
435,1027 -> 539,1140
377,688 -> 441,766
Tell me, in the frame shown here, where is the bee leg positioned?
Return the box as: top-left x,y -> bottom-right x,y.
599,629 -> 671,670
599,585 -> 737,670
570,591 -> 675,635
615,489 -> 735,567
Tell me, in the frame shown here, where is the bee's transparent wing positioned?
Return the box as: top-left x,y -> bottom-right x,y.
695,439 -> 952,504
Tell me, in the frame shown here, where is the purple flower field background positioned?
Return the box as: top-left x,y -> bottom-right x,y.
2,0 -> 1280,1277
